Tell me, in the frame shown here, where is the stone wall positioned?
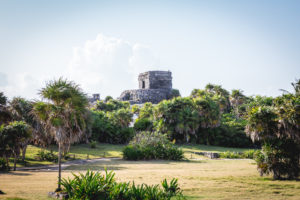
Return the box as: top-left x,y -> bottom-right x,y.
119,89 -> 172,104
119,70 -> 173,104
138,71 -> 172,89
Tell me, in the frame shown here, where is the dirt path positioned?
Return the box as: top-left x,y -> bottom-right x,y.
17,157 -> 121,171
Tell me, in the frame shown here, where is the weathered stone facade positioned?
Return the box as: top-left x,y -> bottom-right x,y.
119,71 -> 173,104
88,93 -> 100,104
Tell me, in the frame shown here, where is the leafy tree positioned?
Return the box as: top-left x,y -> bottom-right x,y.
104,95 -> 113,102
8,97 -> 35,161
0,121 -> 31,170
138,102 -> 154,120
32,78 -> 88,190
245,80 -> 300,179
131,104 -> 140,114
107,108 -> 133,128
91,110 -> 134,144
170,89 -> 181,98
154,96 -> 220,143
191,84 -> 230,113
95,99 -> 130,112
0,92 -> 7,105
0,92 -> 11,125
205,83 -> 230,112
230,89 -> 248,118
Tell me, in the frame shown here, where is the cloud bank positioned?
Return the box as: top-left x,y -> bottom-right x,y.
66,34 -> 161,98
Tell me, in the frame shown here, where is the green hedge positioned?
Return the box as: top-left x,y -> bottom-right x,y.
123,132 -> 184,161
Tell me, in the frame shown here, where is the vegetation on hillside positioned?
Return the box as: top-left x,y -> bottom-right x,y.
1,78 -> 299,181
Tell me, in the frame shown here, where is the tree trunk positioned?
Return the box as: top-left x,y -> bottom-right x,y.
57,142 -> 62,191
13,154 -> 17,171
4,155 -> 10,169
21,144 -> 27,162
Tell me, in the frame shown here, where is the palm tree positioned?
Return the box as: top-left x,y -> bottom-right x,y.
0,121 -> 31,171
0,92 -> 11,125
32,78 -> 88,191
8,97 -> 33,161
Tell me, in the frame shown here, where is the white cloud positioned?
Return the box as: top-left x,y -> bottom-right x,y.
0,73 -> 41,100
66,34 -> 160,98
0,72 -> 8,87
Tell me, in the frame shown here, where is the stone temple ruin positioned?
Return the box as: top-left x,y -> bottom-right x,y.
119,71 -> 173,104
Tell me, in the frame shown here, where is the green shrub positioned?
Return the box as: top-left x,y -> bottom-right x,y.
61,169 -> 185,200
90,140 -> 97,148
219,151 -> 241,159
36,150 -> 57,162
219,150 -> 260,159
134,118 -> 153,131
91,110 -> 135,144
0,158 -> 8,171
242,150 -> 258,159
61,170 -> 115,200
254,139 -> 300,179
123,131 -> 184,161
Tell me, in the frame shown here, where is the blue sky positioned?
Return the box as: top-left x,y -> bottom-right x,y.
0,0 -> 299,99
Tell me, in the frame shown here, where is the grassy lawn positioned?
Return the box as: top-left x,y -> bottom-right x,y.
1,158 -> 300,200
11,143 -> 125,167
12,143 -> 254,167
179,144 -> 255,153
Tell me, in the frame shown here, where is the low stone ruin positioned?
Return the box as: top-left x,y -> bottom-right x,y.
119,71 -> 173,104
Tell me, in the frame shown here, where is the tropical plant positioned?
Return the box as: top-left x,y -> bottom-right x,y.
123,131 -> 184,161
0,121 -> 31,170
0,92 -> 11,125
95,99 -> 130,112
91,110 -> 134,144
61,169 -> 185,200
245,79 -> 300,179
107,108 -> 133,128
61,170 -> 115,200
138,102 -> 154,120
32,78 -> 89,190
170,89 -> 181,98
7,97 -> 36,161
154,96 -> 220,143
36,149 -> 58,162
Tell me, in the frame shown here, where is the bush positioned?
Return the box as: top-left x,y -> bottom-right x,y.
242,150 -> 257,159
123,132 -> 184,161
219,150 -> 260,159
90,140 -> 97,148
36,150 -> 57,162
219,151 -> 241,159
254,139 -> 300,179
61,169 -> 185,200
195,113 -> 253,148
91,111 -> 135,144
0,158 -> 8,171
134,118 -> 153,131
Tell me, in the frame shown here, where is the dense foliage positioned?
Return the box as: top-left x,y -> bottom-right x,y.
0,121 -> 31,170
132,85 -> 253,147
246,80 -> 300,179
91,110 -> 134,144
195,113 -> 253,147
61,170 -> 185,200
32,78 -> 89,190
219,149 -> 259,159
123,131 -> 184,161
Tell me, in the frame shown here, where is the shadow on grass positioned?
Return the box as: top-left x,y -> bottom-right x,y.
64,158 -> 206,171
0,171 -> 32,176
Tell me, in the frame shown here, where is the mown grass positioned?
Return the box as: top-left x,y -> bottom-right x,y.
11,143 -> 124,167
1,159 -> 299,200
12,143 -> 254,167
179,144 -> 255,153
